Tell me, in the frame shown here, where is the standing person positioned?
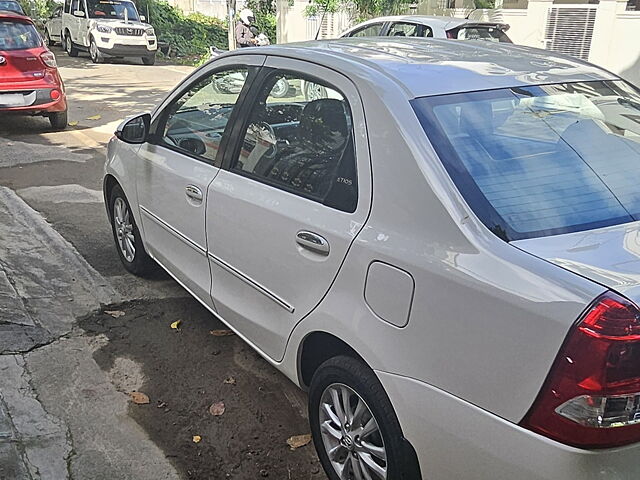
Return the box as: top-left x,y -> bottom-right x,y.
236,9 -> 257,48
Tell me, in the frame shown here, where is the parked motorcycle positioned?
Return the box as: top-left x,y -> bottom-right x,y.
209,32 -> 291,98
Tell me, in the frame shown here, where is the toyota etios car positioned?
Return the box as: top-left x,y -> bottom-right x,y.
104,38 -> 640,479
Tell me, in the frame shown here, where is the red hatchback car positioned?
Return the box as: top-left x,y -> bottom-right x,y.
0,11 -> 67,130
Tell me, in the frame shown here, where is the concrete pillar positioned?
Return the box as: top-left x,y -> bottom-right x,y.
588,0 -> 628,67
523,0 -> 553,49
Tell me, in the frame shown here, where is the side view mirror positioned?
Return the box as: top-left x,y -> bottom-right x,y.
115,113 -> 151,144
73,10 -> 85,17
140,15 -> 146,22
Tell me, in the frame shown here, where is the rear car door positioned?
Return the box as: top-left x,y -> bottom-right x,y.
136,55 -> 264,307
206,58 -> 372,361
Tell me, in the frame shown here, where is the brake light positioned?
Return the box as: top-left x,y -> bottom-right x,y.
521,291 -> 640,448
40,51 -> 57,68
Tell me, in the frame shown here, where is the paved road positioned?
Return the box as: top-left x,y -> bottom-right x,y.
0,48 -> 324,479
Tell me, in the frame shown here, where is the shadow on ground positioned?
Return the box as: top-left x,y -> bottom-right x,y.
80,298 -> 326,480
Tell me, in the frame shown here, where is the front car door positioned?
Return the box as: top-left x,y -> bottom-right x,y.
136,55 -> 265,306
206,57 -> 372,361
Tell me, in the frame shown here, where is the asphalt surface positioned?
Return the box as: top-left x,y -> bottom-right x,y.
0,47 -> 324,479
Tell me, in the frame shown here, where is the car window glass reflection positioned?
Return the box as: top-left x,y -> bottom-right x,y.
162,68 -> 248,165
232,72 -> 358,213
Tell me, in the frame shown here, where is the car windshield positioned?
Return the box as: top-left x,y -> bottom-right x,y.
0,1 -> 24,14
449,26 -> 511,43
412,80 -> 640,241
87,0 -> 139,21
0,19 -> 40,50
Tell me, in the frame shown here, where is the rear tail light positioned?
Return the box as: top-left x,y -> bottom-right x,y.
521,291 -> 640,448
40,51 -> 57,68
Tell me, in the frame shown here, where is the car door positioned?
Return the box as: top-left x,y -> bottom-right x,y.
50,7 -> 63,42
136,55 -> 265,307
206,58 -> 372,361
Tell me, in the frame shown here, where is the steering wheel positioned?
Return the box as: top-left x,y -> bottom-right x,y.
248,121 -> 278,160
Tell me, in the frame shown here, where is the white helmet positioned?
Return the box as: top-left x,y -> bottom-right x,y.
239,9 -> 255,25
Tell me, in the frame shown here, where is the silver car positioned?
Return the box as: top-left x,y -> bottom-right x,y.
105,38 -> 640,479
341,15 -> 512,42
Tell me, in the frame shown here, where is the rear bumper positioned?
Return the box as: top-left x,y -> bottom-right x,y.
0,88 -> 67,114
376,370 -> 640,480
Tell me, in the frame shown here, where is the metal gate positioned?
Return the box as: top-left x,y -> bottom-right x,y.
545,5 -> 597,61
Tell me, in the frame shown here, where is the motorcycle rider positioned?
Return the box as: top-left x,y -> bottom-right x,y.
236,9 -> 258,48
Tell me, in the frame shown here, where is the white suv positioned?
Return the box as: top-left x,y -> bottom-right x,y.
62,0 -> 156,64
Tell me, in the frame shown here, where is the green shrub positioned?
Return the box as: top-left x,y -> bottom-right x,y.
136,0 -> 228,58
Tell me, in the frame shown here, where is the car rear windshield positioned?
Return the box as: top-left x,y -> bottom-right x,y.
0,1 -> 24,14
0,19 -> 40,50
448,25 -> 511,43
412,80 -> 640,241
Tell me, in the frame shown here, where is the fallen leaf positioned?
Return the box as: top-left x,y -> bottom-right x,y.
68,121 -> 78,126
286,434 -> 312,450
170,320 -> 181,329
130,392 -> 150,404
86,114 -> 101,120
223,376 -> 236,385
209,401 -> 225,416
210,329 -> 234,336
192,435 -> 202,443
105,310 -> 125,318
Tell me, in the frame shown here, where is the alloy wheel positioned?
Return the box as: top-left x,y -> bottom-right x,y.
319,383 -> 387,480
113,197 -> 135,262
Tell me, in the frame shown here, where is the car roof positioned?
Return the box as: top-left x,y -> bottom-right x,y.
242,38 -> 616,98
343,14 -> 497,32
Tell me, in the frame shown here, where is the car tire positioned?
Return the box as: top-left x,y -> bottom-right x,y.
109,184 -> 154,276
45,30 -> 55,46
309,355 -> 420,480
89,37 -> 103,64
65,33 -> 78,57
142,55 -> 155,66
49,110 -> 68,130
270,77 -> 290,98
304,82 -> 328,101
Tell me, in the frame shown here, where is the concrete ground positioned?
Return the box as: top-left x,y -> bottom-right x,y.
0,48 -> 324,479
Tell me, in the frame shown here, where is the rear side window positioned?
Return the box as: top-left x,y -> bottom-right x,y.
388,22 -> 433,38
230,71 -> 358,213
448,26 -> 511,43
413,81 -> 640,241
0,20 -> 41,50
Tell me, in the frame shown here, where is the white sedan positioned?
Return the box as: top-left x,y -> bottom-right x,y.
104,37 -> 640,479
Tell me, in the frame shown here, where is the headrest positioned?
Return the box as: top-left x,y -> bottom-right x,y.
299,99 -> 349,154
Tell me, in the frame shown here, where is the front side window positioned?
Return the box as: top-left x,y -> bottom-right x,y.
0,20 -> 41,50
86,0 -> 139,20
413,80 -> 640,240
160,68 -> 251,166
349,23 -> 384,37
230,71 -> 358,212
388,22 -> 432,38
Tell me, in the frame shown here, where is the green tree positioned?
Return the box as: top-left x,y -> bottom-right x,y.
305,0 -> 412,22
246,0 -> 277,43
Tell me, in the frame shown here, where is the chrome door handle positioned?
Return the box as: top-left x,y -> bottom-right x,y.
185,185 -> 203,202
296,230 -> 330,255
